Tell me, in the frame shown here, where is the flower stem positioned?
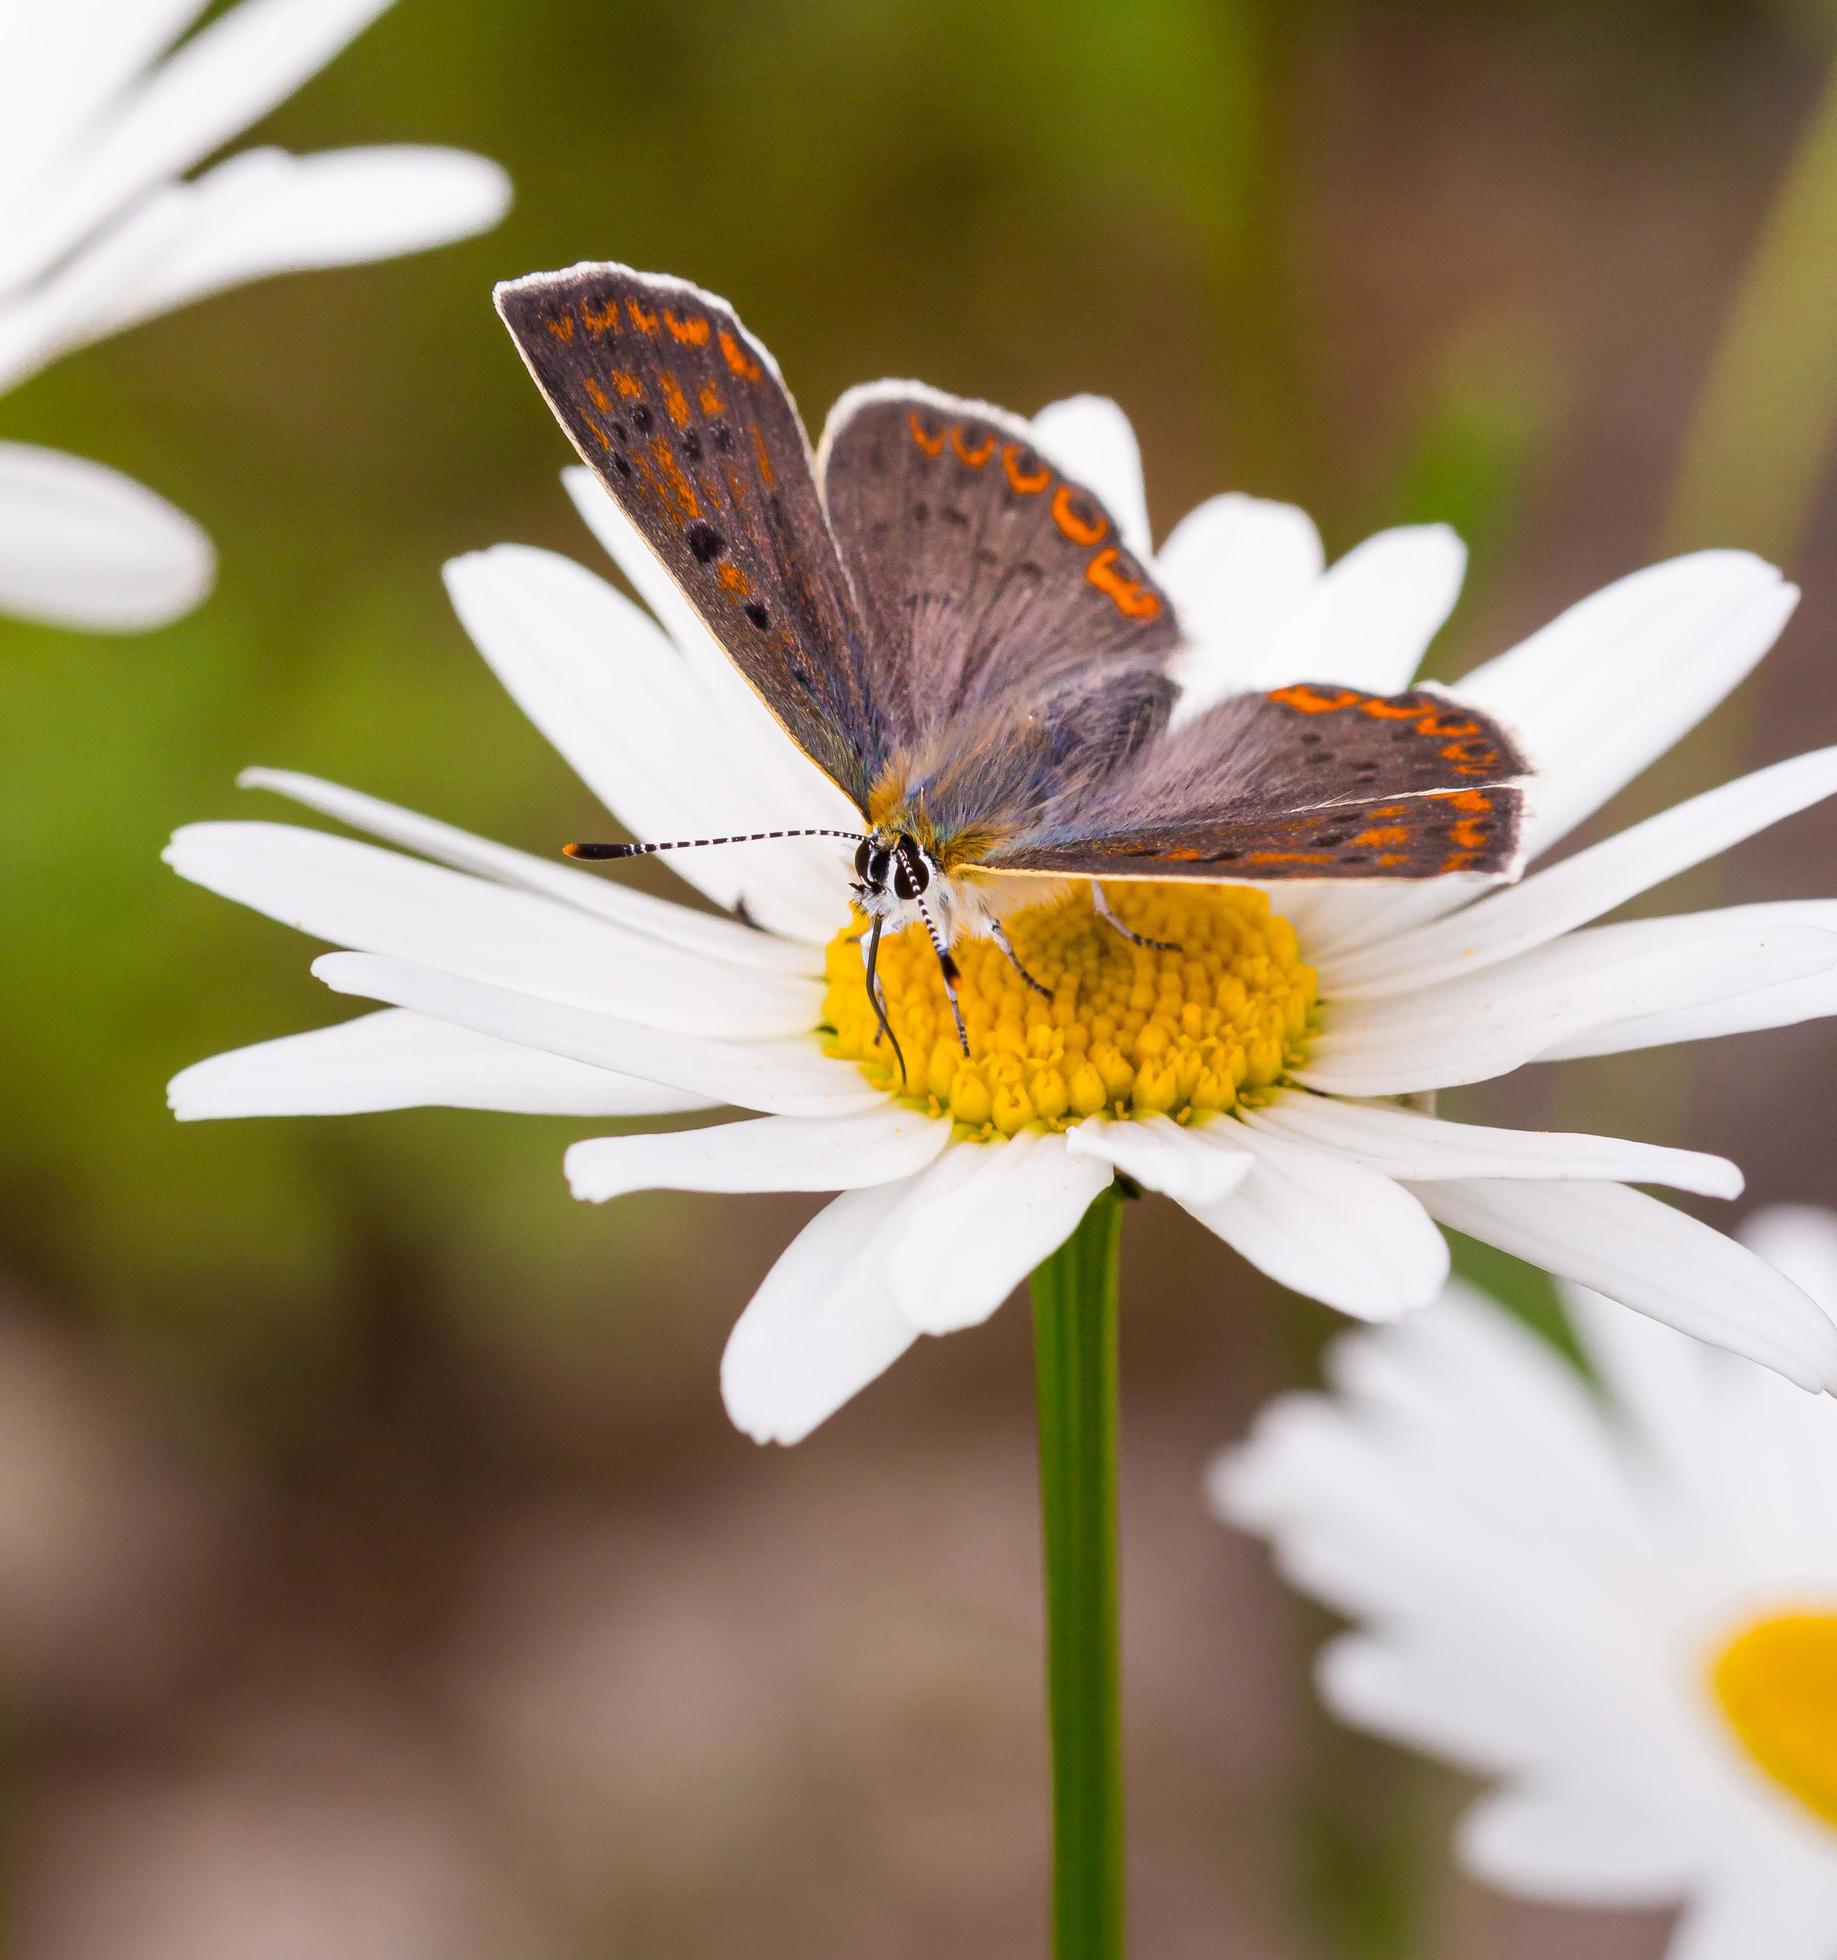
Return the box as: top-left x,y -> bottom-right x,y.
1031,1186 -> 1126,1959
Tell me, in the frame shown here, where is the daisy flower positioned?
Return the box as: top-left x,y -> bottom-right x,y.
1215,1205 -> 1837,1960
167,394 -> 1837,1445
0,0 -> 510,633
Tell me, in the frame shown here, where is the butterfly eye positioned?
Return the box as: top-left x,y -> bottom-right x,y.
854,839 -> 873,880
892,847 -> 930,901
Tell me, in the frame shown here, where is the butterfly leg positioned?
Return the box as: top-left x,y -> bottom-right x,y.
987,915 -> 1052,998
1091,881 -> 1182,952
916,897 -> 970,1054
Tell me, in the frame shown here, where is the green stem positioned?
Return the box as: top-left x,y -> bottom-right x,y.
1031,1186 -> 1126,1960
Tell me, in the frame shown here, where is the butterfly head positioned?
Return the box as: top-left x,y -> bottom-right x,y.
851,833 -> 937,926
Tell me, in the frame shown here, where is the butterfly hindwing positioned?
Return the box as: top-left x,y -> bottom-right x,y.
817,385 -> 1179,749
495,264 -> 881,809
985,682 -> 1528,880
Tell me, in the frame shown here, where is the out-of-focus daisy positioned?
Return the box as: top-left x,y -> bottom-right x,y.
0,0 -> 510,633
168,398 -> 1837,1444
1215,1206 -> 1837,1960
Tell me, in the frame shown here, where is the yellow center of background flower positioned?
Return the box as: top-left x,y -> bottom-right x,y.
822,884 -> 1318,1137
1711,1610 -> 1837,1831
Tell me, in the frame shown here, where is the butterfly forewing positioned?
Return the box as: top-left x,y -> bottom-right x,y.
495,264 -> 882,809
819,385 -> 1179,745
987,682 -> 1528,880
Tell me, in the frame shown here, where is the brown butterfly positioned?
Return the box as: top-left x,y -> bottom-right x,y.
495,264 -> 1528,1066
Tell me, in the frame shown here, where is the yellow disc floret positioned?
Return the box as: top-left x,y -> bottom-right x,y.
821,883 -> 1318,1137
1711,1609 -> 1837,1832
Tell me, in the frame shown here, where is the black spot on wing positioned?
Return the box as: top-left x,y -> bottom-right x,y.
686,521 -> 725,563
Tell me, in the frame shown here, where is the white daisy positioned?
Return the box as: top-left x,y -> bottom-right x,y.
1215,1205 -> 1837,1960
0,0 -> 510,633
168,395 -> 1837,1444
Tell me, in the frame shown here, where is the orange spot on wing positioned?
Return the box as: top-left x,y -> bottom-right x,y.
698,380 -> 726,415
1353,825 -> 1409,847
659,373 -> 692,428
716,563 -> 752,596
610,370 -> 644,400
1355,697 -> 1422,721
1051,484 -> 1108,547
544,313 -> 576,342
1001,444 -> 1051,493
751,423 -> 776,487
663,309 -> 710,346
951,427 -> 996,467
584,377 -> 611,412
648,437 -> 701,517
719,328 -> 763,380
908,413 -> 947,456
1164,847 -> 1203,861
1246,851 -> 1336,866
1085,547 -> 1161,622
1271,683 -> 1362,714
626,295 -> 659,334
1446,789 -> 1492,813
1450,817 -> 1489,850
580,299 -> 620,335
1376,852 -> 1407,867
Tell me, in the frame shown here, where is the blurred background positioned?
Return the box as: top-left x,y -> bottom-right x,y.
5,0 -> 1837,1952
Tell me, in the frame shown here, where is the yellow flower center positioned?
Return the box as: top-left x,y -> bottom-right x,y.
821,883 -> 1318,1137
1711,1610 -> 1837,1831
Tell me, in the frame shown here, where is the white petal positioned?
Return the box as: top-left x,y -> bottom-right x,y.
0,441 -> 212,629
1538,902 -> 1837,1059
1457,1786 -> 1694,1906
1251,524 -> 1467,695
1160,494 -> 1325,721
0,0 -> 397,292
888,1133 -> 1113,1334
169,1008 -> 709,1118
312,951 -> 879,1120
1330,746 -> 1837,998
443,543 -> 851,944
1456,551 -> 1797,861
1300,917 -> 1837,1096
0,1 -> 207,222
68,145 -> 510,347
720,1183 -> 922,1445
1740,1206 -> 1837,1316
1065,1113 -> 1253,1206
1180,1124 -> 1448,1320
165,820 -> 821,1038
1246,1094 -> 1741,1198
1413,1179 -> 1837,1391
564,1103 -> 948,1203
1030,395 -> 1150,553
236,768 -> 814,973
1670,1886 -> 1837,1960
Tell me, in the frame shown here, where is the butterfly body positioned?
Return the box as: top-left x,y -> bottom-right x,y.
497,264 -> 1531,1063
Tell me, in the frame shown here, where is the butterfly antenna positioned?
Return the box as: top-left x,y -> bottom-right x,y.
915,896 -> 970,1056
564,827 -> 860,860
861,916 -> 908,1088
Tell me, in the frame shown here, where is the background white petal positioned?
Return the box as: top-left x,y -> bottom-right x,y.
1180,1125 -> 1448,1319
564,1105 -> 950,1204
1029,395 -> 1151,553
0,440 -> 213,630
1413,1178 -> 1837,1391
1457,1785 -> 1698,1905
0,0 -> 398,293
170,1008 -> 712,1119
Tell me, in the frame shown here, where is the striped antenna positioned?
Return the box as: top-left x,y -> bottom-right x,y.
564,827 -> 860,861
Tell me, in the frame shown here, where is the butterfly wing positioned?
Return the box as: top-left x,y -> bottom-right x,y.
496,264 -> 882,810
984,683 -> 1528,880
817,384 -> 1181,850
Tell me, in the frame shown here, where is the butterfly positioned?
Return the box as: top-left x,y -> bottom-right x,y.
495,263 -> 1528,1073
